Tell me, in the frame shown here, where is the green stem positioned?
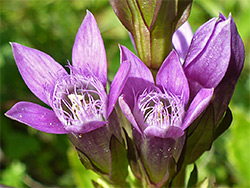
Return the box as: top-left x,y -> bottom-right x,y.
172,165 -> 186,188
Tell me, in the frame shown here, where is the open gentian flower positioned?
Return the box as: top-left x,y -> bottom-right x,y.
118,45 -> 213,185
5,11 -> 130,174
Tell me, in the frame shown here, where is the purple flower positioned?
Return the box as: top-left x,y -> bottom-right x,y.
118,45 -> 213,184
183,13 -> 245,124
119,46 -> 213,139
172,21 -> 193,63
5,11 -> 130,136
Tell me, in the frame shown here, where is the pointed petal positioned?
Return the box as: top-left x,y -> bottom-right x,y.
108,61 -> 131,117
172,21 -> 193,62
182,88 -> 214,130
119,95 -> 143,135
212,14 -> 245,124
184,17 -> 231,97
156,50 -> 189,106
144,126 -> 184,139
72,11 -> 107,86
11,43 -> 67,106
5,102 -> 67,134
183,18 -> 217,68
119,45 -> 155,108
119,45 -> 154,84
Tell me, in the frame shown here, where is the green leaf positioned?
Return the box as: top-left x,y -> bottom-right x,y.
67,148 -> 100,188
187,164 -> 198,187
184,105 -> 216,164
0,161 -> 26,187
226,106 -> 250,187
195,178 -> 209,188
213,107 -> 232,140
109,135 -> 129,184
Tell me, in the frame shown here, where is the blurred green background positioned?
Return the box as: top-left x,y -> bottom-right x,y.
0,0 -> 249,187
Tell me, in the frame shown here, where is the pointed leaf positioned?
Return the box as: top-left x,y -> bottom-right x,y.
109,135 -> 128,184
184,104 -> 216,164
213,107 -> 232,140
187,164 -> 198,187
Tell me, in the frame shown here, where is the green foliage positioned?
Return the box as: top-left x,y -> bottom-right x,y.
0,161 -> 27,187
226,106 -> 250,187
0,0 -> 249,187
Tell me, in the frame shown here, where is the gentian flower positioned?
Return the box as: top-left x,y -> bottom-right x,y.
183,13 -> 244,124
172,21 -> 193,63
5,11 -> 130,175
175,13 -> 245,166
118,45 -> 213,185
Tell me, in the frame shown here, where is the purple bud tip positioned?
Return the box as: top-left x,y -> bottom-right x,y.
135,89 -> 185,131
51,73 -> 107,129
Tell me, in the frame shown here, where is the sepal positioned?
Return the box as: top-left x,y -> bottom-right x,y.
213,107 -> 232,140
182,104 -> 216,165
109,135 -> 129,185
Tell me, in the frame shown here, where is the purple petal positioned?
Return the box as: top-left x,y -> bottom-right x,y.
212,14 -> 245,124
11,43 -> 67,106
129,32 -> 137,53
119,45 -> 155,108
119,45 -> 154,84
184,17 -> 231,97
172,21 -> 193,62
108,61 -> 130,117
156,50 -> 189,106
119,95 -> 143,135
72,11 -> 107,86
182,88 -> 214,130
5,102 -> 67,134
183,18 -> 217,68
144,126 -> 184,139
65,121 -> 107,134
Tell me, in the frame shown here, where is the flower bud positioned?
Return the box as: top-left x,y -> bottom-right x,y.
181,13 -> 244,165
110,0 -> 193,70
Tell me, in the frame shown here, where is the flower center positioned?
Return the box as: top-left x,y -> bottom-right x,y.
52,74 -> 107,127
136,90 -> 184,129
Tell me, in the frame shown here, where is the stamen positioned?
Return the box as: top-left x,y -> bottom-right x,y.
136,90 -> 184,130
52,74 -> 107,128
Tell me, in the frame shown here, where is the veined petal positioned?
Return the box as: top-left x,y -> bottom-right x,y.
144,126 -> 184,139
11,43 -> 67,106
156,50 -> 189,106
183,18 -> 217,68
108,61 -> 131,117
119,45 -> 155,108
119,95 -> 143,135
184,17 -> 231,97
5,102 -> 67,134
172,21 -> 193,62
212,13 -> 245,124
72,11 -> 107,86
119,45 -> 154,84
182,88 -> 214,130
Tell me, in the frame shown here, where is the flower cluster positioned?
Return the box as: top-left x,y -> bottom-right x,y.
6,2 -> 244,187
